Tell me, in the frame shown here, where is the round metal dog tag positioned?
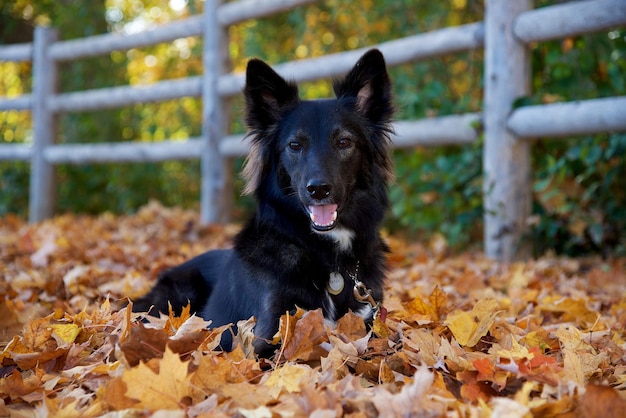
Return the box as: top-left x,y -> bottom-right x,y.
327,272 -> 344,295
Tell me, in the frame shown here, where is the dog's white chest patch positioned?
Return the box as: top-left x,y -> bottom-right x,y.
319,226 -> 355,252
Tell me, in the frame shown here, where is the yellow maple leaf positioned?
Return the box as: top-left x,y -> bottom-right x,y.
398,286 -> 448,324
540,297 -> 600,327
496,337 -> 533,361
50,323 -> 80,348
121,346 -> 193,410
396,296 -> 434,325
445,299 -> 499,347
263,363 -> 317,399
371,315 -> 391,338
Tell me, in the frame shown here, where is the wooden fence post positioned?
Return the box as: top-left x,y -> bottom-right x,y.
483,0 -> 532,261
201,0 -> 233,224
29,27 -> 59,223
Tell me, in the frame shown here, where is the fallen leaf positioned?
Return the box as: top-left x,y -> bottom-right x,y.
50,323 -> 80,348
191,346 -> 262,394
371,366 -> 437,417
279,309 -> 329,362
1,204 -> 624,416
119,346 -> 194,410
445,299 -> 499,347
264,363 -> 317,398
578,384 -> 626,418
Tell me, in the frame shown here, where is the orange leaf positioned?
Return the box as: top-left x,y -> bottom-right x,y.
336,311 -> 367,339
165,303 -> 193,333
473,357 -> 495,382
0,369 -> 42,401
527,346 -> 557,368
458,370 -> 495,403
120,346 -> 193,410
191,346 -> 261,394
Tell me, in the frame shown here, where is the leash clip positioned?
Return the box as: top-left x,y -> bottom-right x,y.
349,261 -> 381,319
353,281 -> 380,311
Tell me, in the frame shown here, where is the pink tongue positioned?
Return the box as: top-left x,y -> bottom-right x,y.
308,204 -> 337,226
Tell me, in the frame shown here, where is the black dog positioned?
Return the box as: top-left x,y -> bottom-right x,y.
133,49 -> 394,357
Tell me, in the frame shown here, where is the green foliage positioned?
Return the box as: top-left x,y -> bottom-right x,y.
387,22 -> 626,256
386,49 -> 483,250
389,141 -> 483,249
525,29 -> 626,257
0,162 -> 29,215
532,134 -> 626,257
55,160 -> 201,215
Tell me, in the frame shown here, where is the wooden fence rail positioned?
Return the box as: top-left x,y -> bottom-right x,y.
0,0 -> 625,261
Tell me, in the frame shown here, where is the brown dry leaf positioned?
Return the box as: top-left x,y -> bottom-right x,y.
279,309 -> 328,361
272,306 -> 305,346
320,345 -> 351,381
219,381 -> 274,410
279,308 -> 329,362
0,369 -> 43,403
428,285 -> 448,321
118,321 -> 170,367
395,286 -> 447,324
335,311 -> 367,339
0,299 -> 24,341
371,316 -> 391,339
578,384 -> 626,418
403,327 -> 441,366
236,316 -> 257,358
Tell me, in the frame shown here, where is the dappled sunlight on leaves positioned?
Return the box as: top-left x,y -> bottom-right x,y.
1,202 -> 625,416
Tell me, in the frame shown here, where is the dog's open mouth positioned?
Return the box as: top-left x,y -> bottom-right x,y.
308,204 -> 338,231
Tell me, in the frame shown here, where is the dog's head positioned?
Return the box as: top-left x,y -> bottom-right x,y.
242,49 -> 393,235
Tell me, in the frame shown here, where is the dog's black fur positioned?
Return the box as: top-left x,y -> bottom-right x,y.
133,49 -> 394,357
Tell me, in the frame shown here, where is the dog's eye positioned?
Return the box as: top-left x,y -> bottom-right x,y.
288,141 -> 303,151
337,137 -> 353,149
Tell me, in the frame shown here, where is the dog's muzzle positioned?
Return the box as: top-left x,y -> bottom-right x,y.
308,204 -> 338,231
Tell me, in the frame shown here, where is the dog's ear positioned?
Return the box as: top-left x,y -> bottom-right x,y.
244,59 -> 299,131
242,59 -> 298,195
333,49 -> 393,124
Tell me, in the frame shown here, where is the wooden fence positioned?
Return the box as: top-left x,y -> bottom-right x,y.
0,0 -> 625,262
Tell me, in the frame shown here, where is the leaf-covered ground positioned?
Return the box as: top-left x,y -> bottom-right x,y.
1,201 -> 625,417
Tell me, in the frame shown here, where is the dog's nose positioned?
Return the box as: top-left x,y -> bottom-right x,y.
307,180 -> 332,200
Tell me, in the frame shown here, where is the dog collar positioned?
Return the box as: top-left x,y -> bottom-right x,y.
328,261 -> 381,318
